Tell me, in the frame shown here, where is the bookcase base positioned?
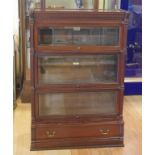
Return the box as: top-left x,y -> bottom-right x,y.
31,137 -> 124,151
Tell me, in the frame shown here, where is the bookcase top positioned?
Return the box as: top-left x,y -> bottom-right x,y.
31,9 -> 129,21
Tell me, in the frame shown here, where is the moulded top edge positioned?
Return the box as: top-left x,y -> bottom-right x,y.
30,9 -> 129,19
32,9 -> 128,13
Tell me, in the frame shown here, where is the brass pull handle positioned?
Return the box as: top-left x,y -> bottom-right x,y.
77,46 -> 81,50
46,131 -> 56,138
100,129 -> 110,135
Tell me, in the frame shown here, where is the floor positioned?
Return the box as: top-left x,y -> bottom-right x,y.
13,96 -> 142,155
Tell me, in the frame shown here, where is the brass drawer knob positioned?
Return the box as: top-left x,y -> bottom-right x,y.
46,131 -> 56,138
100,129 -> 110,135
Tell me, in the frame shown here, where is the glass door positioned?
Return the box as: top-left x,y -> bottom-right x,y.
38,27 -> 120,46
37,54 -> 118,85
38,91 -> 118,117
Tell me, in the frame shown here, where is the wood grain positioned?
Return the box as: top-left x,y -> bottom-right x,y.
14,96 -> 141,155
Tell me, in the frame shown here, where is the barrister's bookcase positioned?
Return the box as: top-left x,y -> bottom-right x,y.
30,9 -> 129,150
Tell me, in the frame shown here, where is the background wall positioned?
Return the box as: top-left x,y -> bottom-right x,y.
13,0 -> 19,75
13,0 -> 22,96
13,0 -> 19,37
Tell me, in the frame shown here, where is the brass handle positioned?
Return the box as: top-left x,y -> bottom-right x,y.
46,131 -> 56,138
100,129 -> 110,135
77,46 -> 81,50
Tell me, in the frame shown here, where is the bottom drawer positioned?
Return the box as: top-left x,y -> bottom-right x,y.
35,122 -> 123,140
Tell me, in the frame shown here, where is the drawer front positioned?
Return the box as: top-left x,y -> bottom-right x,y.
35,123 -> 122,140
36,54 -> 121,85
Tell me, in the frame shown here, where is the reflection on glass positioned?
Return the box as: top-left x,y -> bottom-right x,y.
45,0 -> 94,9
39,28 -> 53,44
38,27 -> 119,46
53,29 -> 73,44
39,91 -> 116,116
38,55 -> 118,84
101,28 -> 119,45
73,28 -> 101,45
26,0 -> 41,16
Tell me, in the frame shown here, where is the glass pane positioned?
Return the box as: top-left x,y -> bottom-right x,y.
45,0 -> 94,9
53,28 -> 73,45
101,28 -> 119,45
39,91 -> 116,116
38,55 -> 118,84
38,27 -> 119,46
39,28 -> 53,45
73,28 -> 101,45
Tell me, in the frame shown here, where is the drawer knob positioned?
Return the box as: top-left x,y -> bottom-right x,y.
46,131 -> 56,138
77,46 -> 81,50
100,129 -> 110,135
